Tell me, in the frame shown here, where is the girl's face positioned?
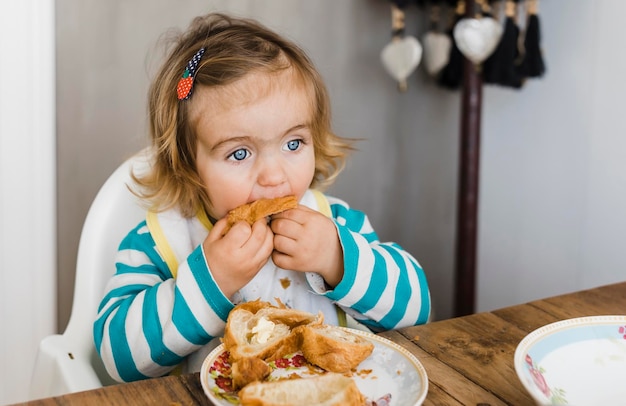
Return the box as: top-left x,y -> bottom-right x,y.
192,70 -> 316,220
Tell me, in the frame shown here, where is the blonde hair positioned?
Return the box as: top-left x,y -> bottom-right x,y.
134,13 -> 354,217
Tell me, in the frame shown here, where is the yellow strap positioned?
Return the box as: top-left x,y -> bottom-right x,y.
146,211 -> 180,278
169,363 -> 183,376
195,206 -> 213,231
147,206 -> 212,279
311,189 -> 332,217
336,307 -> 348,328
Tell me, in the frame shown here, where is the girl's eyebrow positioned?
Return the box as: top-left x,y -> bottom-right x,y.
211,136 -> 251,152
286,124 -> 309,133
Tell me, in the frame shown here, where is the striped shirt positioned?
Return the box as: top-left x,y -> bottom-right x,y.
94,191 -> 430,382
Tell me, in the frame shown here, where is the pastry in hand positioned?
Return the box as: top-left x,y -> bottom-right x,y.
225,195 -> 298,232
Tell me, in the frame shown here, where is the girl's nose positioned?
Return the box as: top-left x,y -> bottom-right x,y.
256,156 -> 287,187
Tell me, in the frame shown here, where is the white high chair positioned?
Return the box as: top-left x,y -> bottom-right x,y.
29,149 -> 151,399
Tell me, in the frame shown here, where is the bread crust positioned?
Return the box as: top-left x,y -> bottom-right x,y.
238,373 -> 365,406
231,357 -> 272,390
225,196 -> 298,232
300,325 -> 374,373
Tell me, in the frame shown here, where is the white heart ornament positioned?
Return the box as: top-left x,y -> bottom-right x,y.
380,35 -> 422,90
422,31 -> 452,76
453,17 -> 502,64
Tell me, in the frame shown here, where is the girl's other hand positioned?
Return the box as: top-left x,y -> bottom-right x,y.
271,206 -> 344,288
203,217 -> 274,298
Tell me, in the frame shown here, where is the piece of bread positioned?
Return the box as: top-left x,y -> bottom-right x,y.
300,324 -> 374,373
231,357 -> 272,390
225,195 -> 298,232
223,301 -> 323,362
238,373 -> 365,406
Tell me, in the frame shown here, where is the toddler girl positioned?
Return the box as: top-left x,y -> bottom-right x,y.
94,12 -> 430,382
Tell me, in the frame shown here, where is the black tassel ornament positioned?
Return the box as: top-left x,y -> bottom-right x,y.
438,0 -> 466,90
517,0 -> 546,78
483,0 -> 524,88
481,0 -> 502,83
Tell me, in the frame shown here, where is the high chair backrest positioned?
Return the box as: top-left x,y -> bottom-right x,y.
65,148 -> 151,350
30,149 -> 151,399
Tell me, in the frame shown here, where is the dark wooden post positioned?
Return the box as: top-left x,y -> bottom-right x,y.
454,0 -> 482,317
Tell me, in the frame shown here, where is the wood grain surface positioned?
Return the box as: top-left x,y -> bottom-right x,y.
17,282 -> 626,406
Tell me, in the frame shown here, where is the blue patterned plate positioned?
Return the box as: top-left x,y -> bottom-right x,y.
515,315 -> 626,405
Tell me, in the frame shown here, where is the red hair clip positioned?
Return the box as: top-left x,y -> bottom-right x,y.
177,47 -> 206,100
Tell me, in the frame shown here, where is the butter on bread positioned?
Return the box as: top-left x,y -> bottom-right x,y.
238,373 -> 365,406
300,324 -> 374,373
223,300 -> 323,362
225,195 -> 298,232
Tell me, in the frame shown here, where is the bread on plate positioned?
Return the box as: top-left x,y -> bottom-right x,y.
300,324 -> 374,373
222,300 -> 323,362
231,356 -> 272,390
238,372 -> 365,406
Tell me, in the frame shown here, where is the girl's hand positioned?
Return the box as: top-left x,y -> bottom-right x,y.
202,217 -> 274,299
271,206 -> 344,287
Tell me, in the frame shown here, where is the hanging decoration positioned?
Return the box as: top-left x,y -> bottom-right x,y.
517,0 -> 546,78
438,0 -> 466,89
381,0 -> 546,91
380,0 -> 423,92
482,0 -> 523,87
453,5 -> 502,65
378,0 -> 547,316
422,3 -> 452,77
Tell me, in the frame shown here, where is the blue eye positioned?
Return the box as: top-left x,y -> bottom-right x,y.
230,149 -> 249,161
286,140 -> 301,151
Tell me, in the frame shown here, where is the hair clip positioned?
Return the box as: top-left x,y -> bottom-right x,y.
177,47 -> 206,100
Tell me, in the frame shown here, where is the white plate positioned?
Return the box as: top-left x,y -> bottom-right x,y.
514,315 -> 626,405
200,328 -> 428,405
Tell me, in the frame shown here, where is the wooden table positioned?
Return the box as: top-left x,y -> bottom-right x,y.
18,282 -> 626,406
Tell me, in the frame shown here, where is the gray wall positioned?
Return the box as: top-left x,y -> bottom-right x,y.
55,0 -> 626,331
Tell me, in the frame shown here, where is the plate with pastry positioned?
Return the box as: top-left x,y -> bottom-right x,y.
200,300 -> 428,406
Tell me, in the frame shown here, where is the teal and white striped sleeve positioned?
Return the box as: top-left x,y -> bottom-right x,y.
322,196 -> 431,331
93,221 -> 233,382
